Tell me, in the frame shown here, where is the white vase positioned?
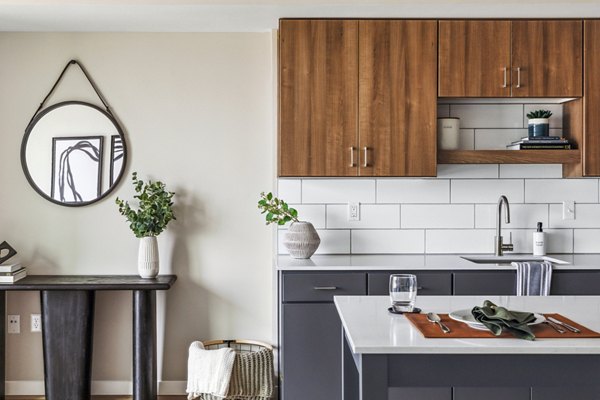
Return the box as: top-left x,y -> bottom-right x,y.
138,236 -> 159,279
283,221 -> 321,259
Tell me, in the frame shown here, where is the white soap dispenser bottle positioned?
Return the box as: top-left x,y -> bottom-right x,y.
533,222 -> 546,256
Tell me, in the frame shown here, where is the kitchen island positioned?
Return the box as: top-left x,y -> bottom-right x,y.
336,295 -> 600,400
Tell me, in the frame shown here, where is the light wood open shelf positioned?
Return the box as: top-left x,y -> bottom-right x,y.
437,150 -> 581,164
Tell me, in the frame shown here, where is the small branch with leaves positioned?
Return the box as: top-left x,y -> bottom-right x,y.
258,192 -> 299,225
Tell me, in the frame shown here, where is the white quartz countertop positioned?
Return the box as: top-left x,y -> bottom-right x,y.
335,295 -> 600,355
277,254 -> 600,271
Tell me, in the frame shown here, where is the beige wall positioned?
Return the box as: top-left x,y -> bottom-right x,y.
0,32 -> 274,386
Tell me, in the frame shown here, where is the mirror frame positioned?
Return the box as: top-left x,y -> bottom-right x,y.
20,100 -> 128,207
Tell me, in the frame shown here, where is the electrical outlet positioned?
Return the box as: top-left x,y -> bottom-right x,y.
348,202 -> 360,221
563,201 -> 575,220
8,314 -> 20,334
31,314 -> 42,333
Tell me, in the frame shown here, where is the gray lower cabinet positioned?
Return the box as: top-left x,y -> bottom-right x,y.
388,387 -> 451,400
551,271 -> 600,295
531,387 -> 600,400
453,387 -> 530,400
368,272 -> 452,295
453,271 -> 517,295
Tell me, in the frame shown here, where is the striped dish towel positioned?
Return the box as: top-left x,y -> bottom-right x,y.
513,261 -> 553,296
194,347 -> 274,400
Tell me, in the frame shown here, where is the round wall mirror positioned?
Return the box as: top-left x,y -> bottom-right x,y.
21,101 -> 127,206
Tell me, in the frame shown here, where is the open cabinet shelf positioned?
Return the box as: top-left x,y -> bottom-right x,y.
437,149 -> 582,164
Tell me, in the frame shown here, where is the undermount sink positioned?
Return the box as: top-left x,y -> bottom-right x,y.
461,255 -> 570,265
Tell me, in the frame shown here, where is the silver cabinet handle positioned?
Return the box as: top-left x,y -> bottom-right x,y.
417,286 -> 424,290
363,147 -> 369,167
516,67 -> 521,88
349,146 -> 356,167
313,286 -> 337,290
502,67 -> 508,88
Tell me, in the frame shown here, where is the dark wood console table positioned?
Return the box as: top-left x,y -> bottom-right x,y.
0,275 -> 177,400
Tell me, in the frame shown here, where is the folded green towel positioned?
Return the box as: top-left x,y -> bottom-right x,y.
471,300 -> 537,341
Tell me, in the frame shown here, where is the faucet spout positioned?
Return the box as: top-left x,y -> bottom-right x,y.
495,195 -> 513,256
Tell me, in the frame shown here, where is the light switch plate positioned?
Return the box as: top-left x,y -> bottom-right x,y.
8,314 -> 20,334
348,202 -> 360,221
563,201 -> 575,220
31,314 -> 42,332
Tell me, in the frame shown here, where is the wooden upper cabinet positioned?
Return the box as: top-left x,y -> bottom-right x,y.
512,20 -> 583,97
582,20 -> 600,176
438,20 -> 512,97
279,20 -> 359,177
359,20 -> 438,176
439,19 -> 583,98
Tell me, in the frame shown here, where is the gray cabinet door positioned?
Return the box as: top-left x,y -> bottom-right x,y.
282,303 -> 342,400
551,271 -> 600,295
368,272 -> 452,295
388,387 -> 451,400
454,387 -> 530,400
283,272 -> 366,302
532,387 -> 600,400
453,271 -> 516,295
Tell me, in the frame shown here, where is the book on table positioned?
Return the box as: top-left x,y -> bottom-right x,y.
0,263 -> 21,273
0,268 -> 26,283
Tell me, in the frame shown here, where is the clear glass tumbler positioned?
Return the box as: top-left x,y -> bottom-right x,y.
389,274 -> 418,312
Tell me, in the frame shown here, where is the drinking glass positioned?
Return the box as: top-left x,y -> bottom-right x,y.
389,274 -> 417,312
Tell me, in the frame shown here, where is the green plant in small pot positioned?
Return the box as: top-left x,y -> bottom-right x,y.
258,192 -> 320,259
116,172 -> 176,278
527,109 -> 553,138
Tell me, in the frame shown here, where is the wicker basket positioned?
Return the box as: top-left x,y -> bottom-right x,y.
192,339 -> 274,400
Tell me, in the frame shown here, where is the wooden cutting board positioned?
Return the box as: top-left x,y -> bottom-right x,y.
404,313 -> 600,339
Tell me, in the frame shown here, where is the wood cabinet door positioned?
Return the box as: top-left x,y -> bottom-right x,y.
512,20 -> 583,97
438,20 -> 512,97
583,20 -> 600,176
359,20 -> 437,177
279,20 -> 359,177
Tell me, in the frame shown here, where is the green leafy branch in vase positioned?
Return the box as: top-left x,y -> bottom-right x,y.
258,192 -> 299,225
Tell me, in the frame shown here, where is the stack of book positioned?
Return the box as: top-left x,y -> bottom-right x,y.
507,136 -> 572,150
0,263 -> 26,283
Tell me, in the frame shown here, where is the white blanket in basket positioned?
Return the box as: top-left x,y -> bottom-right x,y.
187,341 -> 236,399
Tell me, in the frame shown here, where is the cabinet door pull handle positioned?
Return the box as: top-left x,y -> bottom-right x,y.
502,67 -> 508,88
516,67 -> 521,88
313,286 -> 337,290
349,146 -> 356,167
417,286 -> 424,290
363,147 -> 369,167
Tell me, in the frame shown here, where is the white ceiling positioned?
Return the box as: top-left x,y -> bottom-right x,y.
0,1 -> 599,32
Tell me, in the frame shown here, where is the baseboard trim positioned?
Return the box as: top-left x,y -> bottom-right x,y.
6,381 -> 188,396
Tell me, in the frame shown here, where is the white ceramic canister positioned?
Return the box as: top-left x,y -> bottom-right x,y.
437,117 -> 460,150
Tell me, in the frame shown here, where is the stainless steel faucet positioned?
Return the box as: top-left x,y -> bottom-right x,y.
495,195 -> 514,256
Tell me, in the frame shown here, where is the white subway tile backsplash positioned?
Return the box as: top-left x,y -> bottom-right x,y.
474,129 -> 527,150
278,179 -> 302,203
327,204 -> 400,229
426,230 -> 494,253
574,229 -> 600,253
549,204 -> 600,228
526,179 -> 599,203
377,179 -> 449,203
451,179 -> 524,203
402,205 -> 474,229
302,179 -> 376,204
437,164 -> 498,179
458,129 -> 475,150
475,204 -> 548,229
523,104 -> 563,128
505,229 -> 534,254
546,229 -> 574,253
278,229 -> 350,255
499,164 -> 563,179
450,104 -> 524,129
351,230 -> 424,254
282,205 -> 326,229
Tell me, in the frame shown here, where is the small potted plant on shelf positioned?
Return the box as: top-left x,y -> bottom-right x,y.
258,192 -> 320,259
116,172 -> 176,278
527,109 -> 553,138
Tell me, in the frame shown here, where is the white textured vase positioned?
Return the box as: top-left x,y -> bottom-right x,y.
283,221 -> 321,259
138,236 -> 159,279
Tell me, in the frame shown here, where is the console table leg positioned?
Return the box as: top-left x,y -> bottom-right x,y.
0,291 -> 5,400
41,290 -> 95,400
133,290 -> 157,400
